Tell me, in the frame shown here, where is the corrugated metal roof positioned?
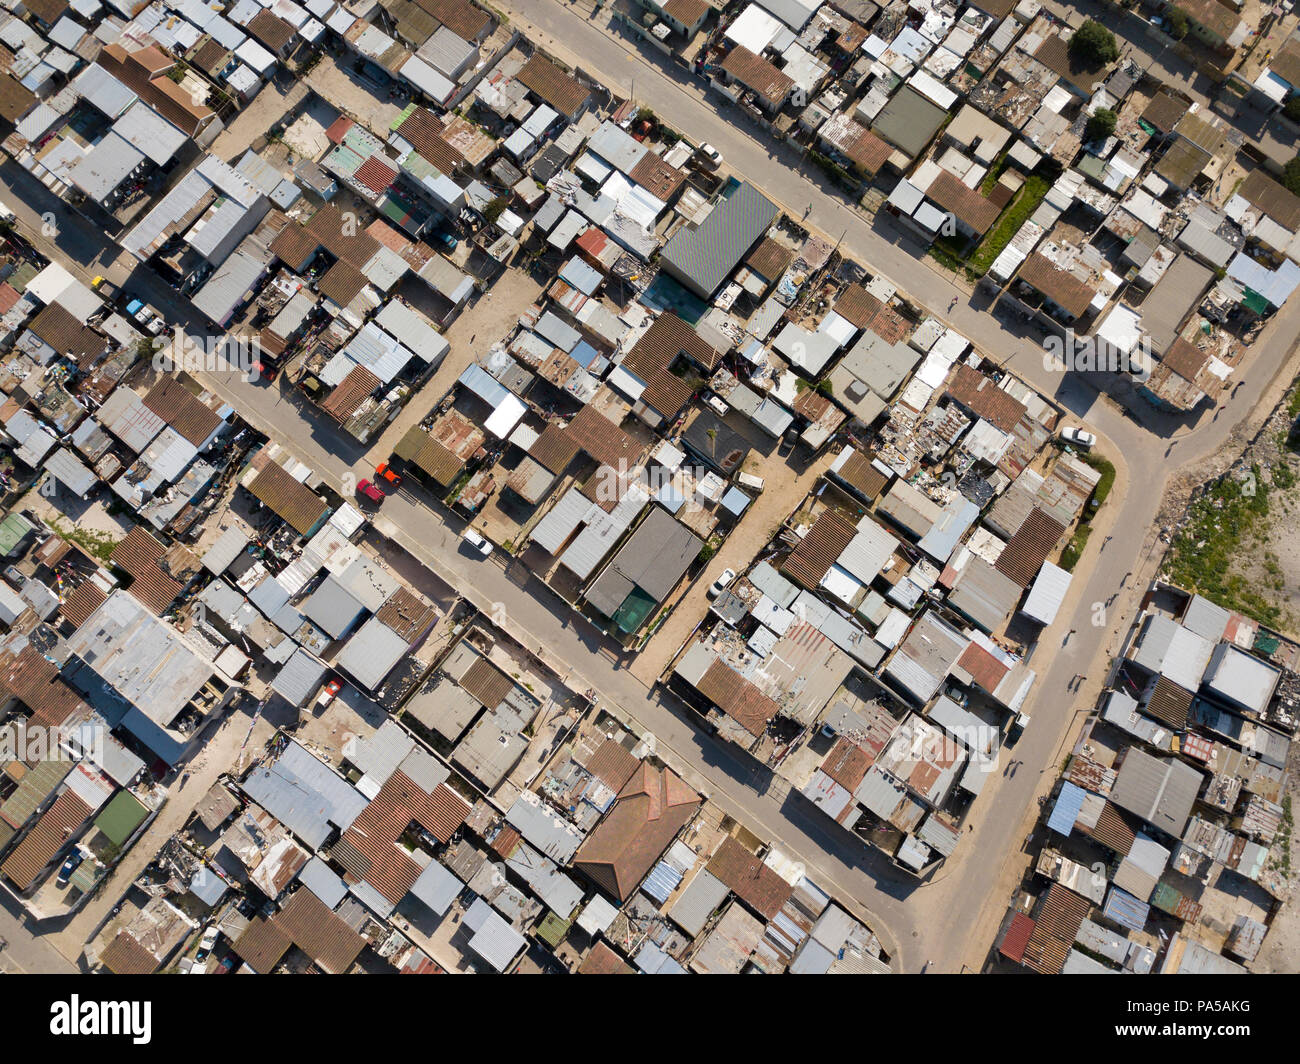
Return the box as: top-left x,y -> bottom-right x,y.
240,739 -> 367,850
660,182 -> 777,297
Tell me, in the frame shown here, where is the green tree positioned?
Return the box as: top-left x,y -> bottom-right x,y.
1085,108 -> 1117,143
1283,156 -> 1300,196
1285,95 -> 1300,122
1166,7 -> 1189,39
1069,20 -> 1119,66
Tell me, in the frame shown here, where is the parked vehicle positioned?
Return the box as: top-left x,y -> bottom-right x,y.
703,392 -> 729,418
356,479 -> 384,503
196,927 -> 219,962
1006,713 -> 1030,747
707,568 -> 736,599
462,529 -> 492,557
56,848 -> 85,887
316,677 -> 343,709
376,462 -> 402,487
432,228 -> 458,251
1060,426 -> 1096,449
90,275 -> 120,301
696,143 -> 722,169
737,472 -> 764,492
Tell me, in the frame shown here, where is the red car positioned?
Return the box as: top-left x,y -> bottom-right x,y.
356,479 -> 384,503
376,462 -> 402,487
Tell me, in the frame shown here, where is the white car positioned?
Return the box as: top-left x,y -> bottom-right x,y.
707,568 -> 736,599
696,143 -> 722,170
1060,426 -> 1096,449
703,392 -> 729,418
463,529 -> 492,557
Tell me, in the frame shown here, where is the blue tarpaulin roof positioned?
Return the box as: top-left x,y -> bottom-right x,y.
1047,780 -> 1087,836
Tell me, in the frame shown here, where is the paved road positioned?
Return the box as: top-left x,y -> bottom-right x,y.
0,895 -> 78,974
2,34 -> 1299,965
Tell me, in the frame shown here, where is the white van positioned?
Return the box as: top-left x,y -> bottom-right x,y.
737,472 -> 765,492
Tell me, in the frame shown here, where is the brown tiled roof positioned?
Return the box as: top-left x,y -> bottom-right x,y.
629,151 -> 685,201
1021,883 -> 1089,974
745,237 -> 794,282
565,405 -> 640,468
490,824 -> 522,858
833,448 -> 889,499
1018,252 -> 1096,319
529,422 -> 582,474
0,74 -> 37,124
1,790 -> 92,890
1141,90 -> 1186,135
1162,337 -> 1210,382
22,0 -> 68,25
62,581 -> 108,629
28,303 -> 106,367
722,45 -> 794,107
1145,675 -> 1193,730
822,736 -> 873,792
515,54 -> 591,118
111,525 -> 184,614
696,658 -> 778,738
1271,37 -> 1300,91
259,328 -> 287,356
994,507 -> 1067,588
142,378 -> 222,446
621,312 -> 721,422
969,0 -> 1016,17
840,122 -> 892,175
1033,33 -> 1110,89
275,888 -> 367,973
927,169 -> 1001,236
958,641 -> 1008,694
321,365 -> 381,422
269,223 -> 321,270
414,0 -> 493,41
190,37 -> 230,75
945,363 -> 1028,433
233,916 -> 293,973
706,836 -> 792,920
1241,169 -> 1300,230
573,763 -> 700,900
578,940 -> 634,973
1177,0 -> 1241,41
1082,801 -> 1136,856
661,0 -> 709,27
317,260 -> 369,306
247,461 -> 329,536
247,9 -> 296,51
0,645 -> 87,729
100,930 -> 159,974
833,284 -> 883,329
458,655 -> 514,710
396,107 -> 467,175
375,587 -> 435,641
781,508 -> 858,589
585,738 -> 640,792
336,771 -> 469,904
305,204 -> 381,269
368,218 -> 413,253
354,155 -> 399,195
97,44 -> 213,136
